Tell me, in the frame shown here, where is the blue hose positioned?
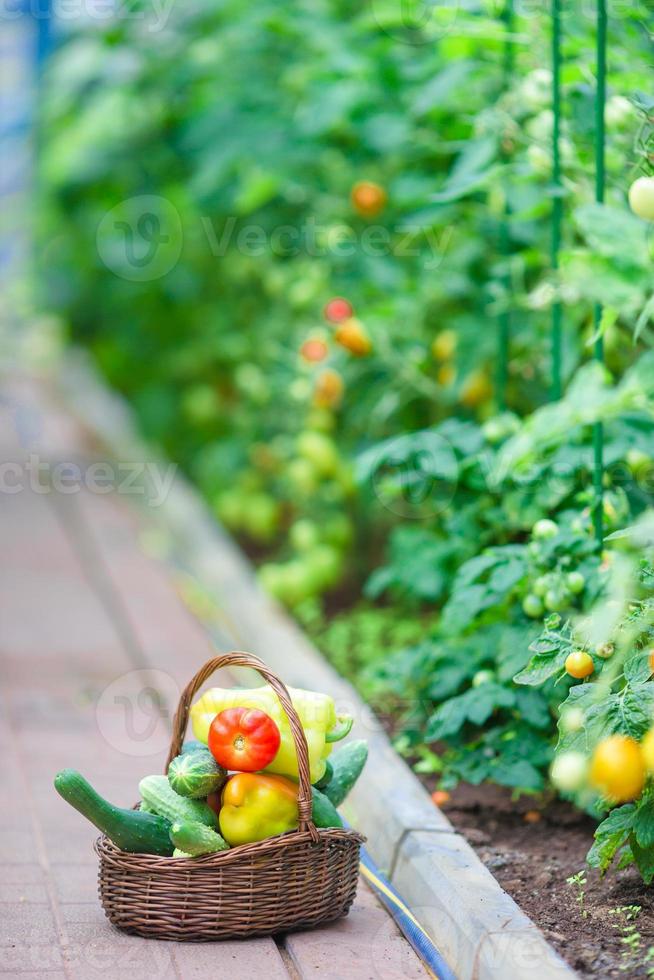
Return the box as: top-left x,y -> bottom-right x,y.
358,843 -> 457,980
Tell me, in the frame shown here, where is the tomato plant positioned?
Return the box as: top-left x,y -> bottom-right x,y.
38,0 -> 654,882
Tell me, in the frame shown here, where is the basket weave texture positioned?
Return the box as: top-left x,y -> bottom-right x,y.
96,651 -> 364,940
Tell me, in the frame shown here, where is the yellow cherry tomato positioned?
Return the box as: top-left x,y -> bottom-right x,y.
565,651 -> 595,679
334,317 -> 372,356
589,735 -> 645,803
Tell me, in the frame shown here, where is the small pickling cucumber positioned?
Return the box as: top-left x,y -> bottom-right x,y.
322,740 -> 368,807
169,821 -> 230,856
139,775 -> 218,828
168,749 -> 227,799
54,769 -> 173,856
173,848 -> 191,857
181,740 -> 207,755
311,787 -> 342,829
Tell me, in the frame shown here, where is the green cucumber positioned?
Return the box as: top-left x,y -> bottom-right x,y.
139,775 -> 219,828
173,847 -> 191,857
322,740 -> 368,807
314,758 -> 333,790
169,820 -> 229,856
181,740 -> 207,755
311,786 -> 342,828
54,769 -> 173,856
168,749 -> 227,799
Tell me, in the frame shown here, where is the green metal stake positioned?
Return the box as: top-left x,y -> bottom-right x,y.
497,0 -> 514,411
593,0 -> 607,548
551,0 -> 563,400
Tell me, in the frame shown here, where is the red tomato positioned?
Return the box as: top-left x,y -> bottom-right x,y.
300,337 -> 329,362
324,297 -> 353,323
208,708 -> 281,772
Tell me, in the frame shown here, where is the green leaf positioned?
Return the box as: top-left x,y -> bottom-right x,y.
515,688 -> 552,729
427,683 -> 516,740
574,203 -> 650,266
431,136 -> 499,203
490,757 -> 544,791
633,801 -> 654,849
587,804 -> 635,873
514,648 -> 568,686
630,836 -> 654,885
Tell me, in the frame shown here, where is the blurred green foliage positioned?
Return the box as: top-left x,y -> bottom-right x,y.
40,0 -> 654,802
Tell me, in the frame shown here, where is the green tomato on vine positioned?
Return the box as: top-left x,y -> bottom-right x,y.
522,594 -> 544,619
629,176 -> 654,222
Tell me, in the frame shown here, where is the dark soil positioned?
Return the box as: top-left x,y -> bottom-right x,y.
434,782 -> 654,978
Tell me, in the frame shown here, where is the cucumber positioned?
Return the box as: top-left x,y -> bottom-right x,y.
173,847 -> 191,857
181,740 -> 207,755
313,759 -> 333,790
322,740 -> 368,807
139,775 -> 219,828
169,820 -> 230,856
54,769 -> 173,856
168,749 -> 227,799
311,787 -> 342,829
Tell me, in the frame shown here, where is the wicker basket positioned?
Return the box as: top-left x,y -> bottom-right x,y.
95,651 -> 365,940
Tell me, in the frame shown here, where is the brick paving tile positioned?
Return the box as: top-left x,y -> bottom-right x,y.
284,882 -> 427,980
167,938 -> 292,978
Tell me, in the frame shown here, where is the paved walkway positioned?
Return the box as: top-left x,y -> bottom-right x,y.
0,373 -> 427,979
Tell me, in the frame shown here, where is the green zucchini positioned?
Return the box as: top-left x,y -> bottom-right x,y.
168,749 -> 227,799
54,769 -> 173,856
322,740 -> 368,807
169,821 -> 229,856
311,786 -> 342,828
139,775 -> 219,828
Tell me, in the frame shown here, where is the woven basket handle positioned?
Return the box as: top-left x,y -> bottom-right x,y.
165,652 -> 319,842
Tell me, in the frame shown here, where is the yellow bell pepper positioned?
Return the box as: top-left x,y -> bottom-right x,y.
190,684 -> 352,783
219,773 -> 298,846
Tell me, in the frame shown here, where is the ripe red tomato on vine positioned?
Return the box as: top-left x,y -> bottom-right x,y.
324,297 -> 353,323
